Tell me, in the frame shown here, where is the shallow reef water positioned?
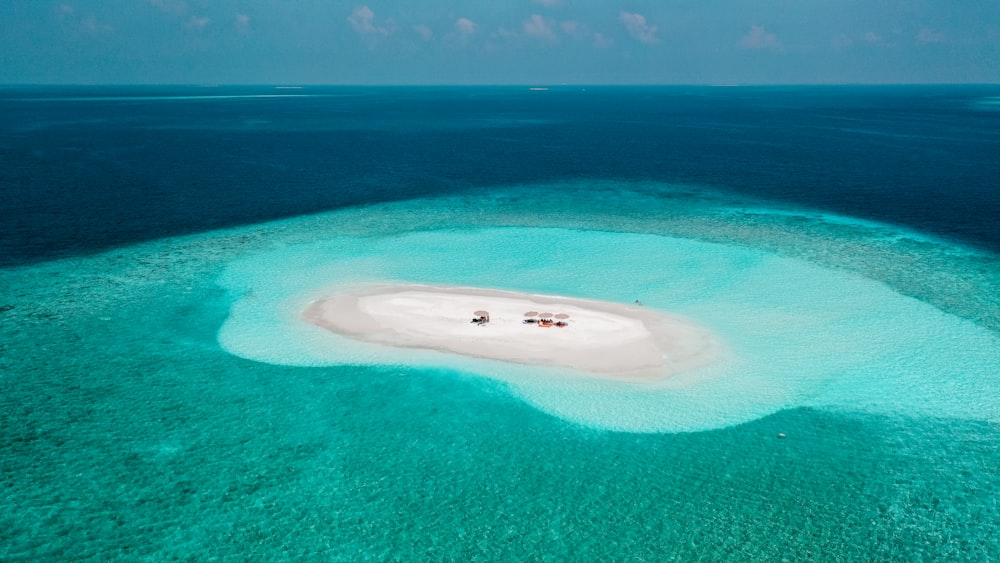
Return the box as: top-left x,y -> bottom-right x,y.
3,180 -> 999,561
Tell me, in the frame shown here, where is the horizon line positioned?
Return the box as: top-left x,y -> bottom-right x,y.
2,82 -> 999,88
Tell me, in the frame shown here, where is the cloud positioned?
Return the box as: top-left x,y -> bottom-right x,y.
523,14 -> 556,41
185,15 -> 210,31
916,27 -> 945,44
619,12 -> 658,45
864,31 -> 881,43
348,6 -> 390,37
593,32 -> 614,49
455,17 -> 478,36
560,20 -> 589,39
80,14 -> 112,34
235,13 -> 251,33
443,17 -> 478,49
56,3 -> 76,24
57,5 -> 112,35
491,26 -> 519,43
413,24 -> 433,41
533,0 -> 564,6
740,24 -> 780,50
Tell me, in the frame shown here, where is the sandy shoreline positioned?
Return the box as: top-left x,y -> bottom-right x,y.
302,284 -> 721,380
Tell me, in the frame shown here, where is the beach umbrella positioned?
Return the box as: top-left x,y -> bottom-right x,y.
474,310 -> 490,317
524,311 -> 539,317
554,313 -> 570,320
539,312 -> 554,319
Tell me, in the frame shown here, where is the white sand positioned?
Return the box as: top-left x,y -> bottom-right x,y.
302,284 -> 721,380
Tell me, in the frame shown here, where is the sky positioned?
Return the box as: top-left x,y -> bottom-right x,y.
1,0 -> 998,85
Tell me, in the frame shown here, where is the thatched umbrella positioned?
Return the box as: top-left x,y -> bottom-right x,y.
524,311 -> 539,318
554,313 -> 570,320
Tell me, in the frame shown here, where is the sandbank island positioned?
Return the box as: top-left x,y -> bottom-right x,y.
303,284 -> 721,381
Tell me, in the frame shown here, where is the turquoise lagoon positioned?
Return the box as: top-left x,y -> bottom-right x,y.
3,181 -> 999,561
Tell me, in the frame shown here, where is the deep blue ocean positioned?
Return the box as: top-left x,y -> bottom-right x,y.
2,86 -> 999,561
3,85 -> 999,265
